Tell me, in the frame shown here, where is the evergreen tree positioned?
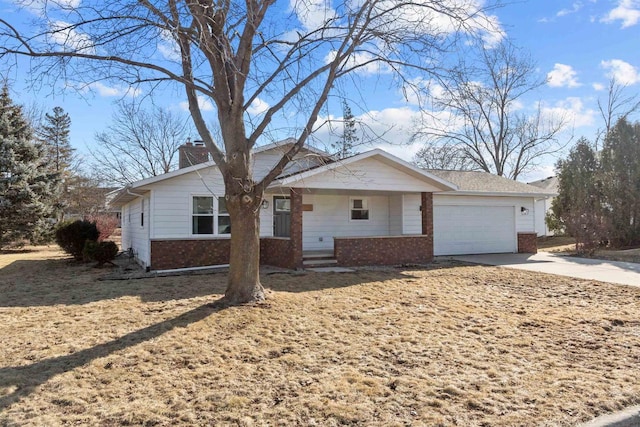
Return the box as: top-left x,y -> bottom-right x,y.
41,106 -> 74,175
332,101 -> 359,159
39,106 -> 73,220
548,138 -> 607,255
0,85 -> 58,248
600,118 -> 640,246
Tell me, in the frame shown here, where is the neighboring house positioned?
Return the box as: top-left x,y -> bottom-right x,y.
528,176 -> 558,237
109,140 -> 555,271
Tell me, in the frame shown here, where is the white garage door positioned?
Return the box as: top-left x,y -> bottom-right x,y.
434,205 -> 516,255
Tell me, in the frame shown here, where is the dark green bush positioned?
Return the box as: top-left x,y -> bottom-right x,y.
55,220 -> 99,261
83,240 -> 119,266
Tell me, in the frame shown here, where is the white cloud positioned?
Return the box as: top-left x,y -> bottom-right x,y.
601,59 -> 640,85
158,30 -> 181,62
247,97 -> 270,115
592,82 -> 605,91
541,97 -> 596,129
557,2 -> 583,17
158,42 -> 181,62
289,0 -> 337,31
16,0 -> 81,15
601,0 -> 640,28
179,95 -> 215,112
380,0 -> 505,47
87,82 -> 141,98
324,50 -> 392,75
49,20 -> 94,54
288,0 -> 504,50
311,105 -> 464,162
547,63 -> 581,88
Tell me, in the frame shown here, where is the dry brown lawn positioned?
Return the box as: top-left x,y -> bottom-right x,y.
1,247 -> 640,426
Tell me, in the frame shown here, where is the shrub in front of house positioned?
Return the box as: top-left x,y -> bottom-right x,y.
83,240 -> 119,266
85,214 -> 119,241
55,220 -> 100,261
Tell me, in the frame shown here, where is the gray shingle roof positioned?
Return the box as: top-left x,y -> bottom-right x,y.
426,170 -> 557,195
528,176 -> 558,192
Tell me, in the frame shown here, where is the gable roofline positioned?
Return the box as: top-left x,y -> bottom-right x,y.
271,148 -> 459,191
126,139 -> 331,190
109,139 -> 332,202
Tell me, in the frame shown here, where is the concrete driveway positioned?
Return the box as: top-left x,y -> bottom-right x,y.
449,251 -> 640,287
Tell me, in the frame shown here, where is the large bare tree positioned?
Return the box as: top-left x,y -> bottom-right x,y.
1,0 -> 501,304
413,41 -> 568,179
595,78 -> 640,149
91,101 -> 192,186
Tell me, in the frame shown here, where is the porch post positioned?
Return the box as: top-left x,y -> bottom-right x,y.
290,188 -> 304,269
421,192 -> 434,258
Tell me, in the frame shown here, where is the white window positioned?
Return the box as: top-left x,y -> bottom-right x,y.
350,197 -> 369,220
140,199 -> 144,227
275,198 -> 291,212
217,198 -> 231,234
192,196 -> 214,234
192,196 -> 230,235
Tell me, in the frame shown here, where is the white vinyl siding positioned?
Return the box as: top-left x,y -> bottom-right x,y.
120,194 -> 150,267
148,166 -> 272,238
402,194 -> 422,234
535,197 -> 554,237
290,157 -> 445,192
389,194 -> 403,235
302,194 -> 391,250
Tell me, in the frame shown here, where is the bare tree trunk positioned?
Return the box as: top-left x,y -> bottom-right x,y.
224,192 -> 265,304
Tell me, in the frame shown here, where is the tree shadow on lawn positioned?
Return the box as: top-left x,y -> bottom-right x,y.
264,260 -> 469,293
0,302 -> 224,412
0,257 -> 227,307
0,256 -> 472,307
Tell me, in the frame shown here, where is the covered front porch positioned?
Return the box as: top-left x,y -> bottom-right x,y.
261,188 -> 436,269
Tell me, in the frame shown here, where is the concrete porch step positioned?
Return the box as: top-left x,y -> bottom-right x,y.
303,259 -> 338,267
303,251 -> 335,260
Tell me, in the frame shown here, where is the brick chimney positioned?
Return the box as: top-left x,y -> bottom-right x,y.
179,140 -> 209,169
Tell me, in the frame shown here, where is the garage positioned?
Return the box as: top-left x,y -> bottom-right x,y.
433,205 -> 516,255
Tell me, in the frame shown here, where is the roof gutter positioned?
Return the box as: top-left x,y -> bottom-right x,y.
127,189 -> 145,198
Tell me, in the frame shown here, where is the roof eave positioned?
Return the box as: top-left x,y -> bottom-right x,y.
438,190 -> 557,198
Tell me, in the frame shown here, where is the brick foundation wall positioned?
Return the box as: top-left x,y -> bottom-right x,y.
151,238 -> 231,270
334,235 -> 433,267
517,232 -> 538,254
260,238 -> 294,269
151,237 -> 296,270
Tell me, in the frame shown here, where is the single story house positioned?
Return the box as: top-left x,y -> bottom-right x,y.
109,140 -> 555,271
528,176 -> 558,237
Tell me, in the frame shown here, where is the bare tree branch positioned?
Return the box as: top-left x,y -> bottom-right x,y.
413,40 -> 569,179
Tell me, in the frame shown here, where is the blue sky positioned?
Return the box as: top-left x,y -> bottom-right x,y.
2,0 -> 639,182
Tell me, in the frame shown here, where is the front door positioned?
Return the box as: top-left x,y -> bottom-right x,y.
273,196 -> 291,237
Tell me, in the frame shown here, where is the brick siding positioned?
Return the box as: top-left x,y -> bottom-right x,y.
150,237 -> 296,270
289,188 -> 303,269
260,238 -> 295,269
421,192 -> 434,250
151,238 -> 231,270
334,235 -> 433,266
517,232 -> 538,254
